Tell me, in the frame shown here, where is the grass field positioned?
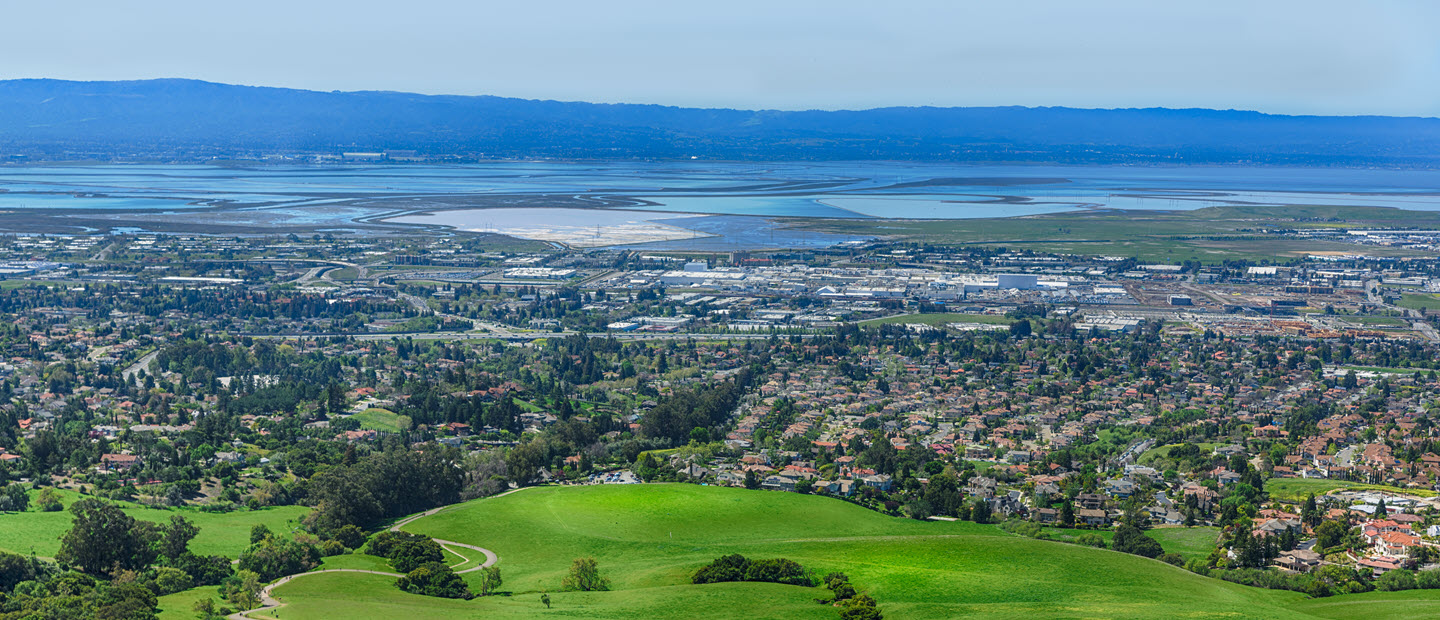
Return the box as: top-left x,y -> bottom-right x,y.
221,566 -> 1440,618
316,552 -> 397,572
255,572 -> 834,620
1394,293 -> 1440,311
1294,589 -> 1440,620
0,488 -> 308,559
351,407 -> 405,432
1040,526 -> 1220,560
967,460 -> 998,474
1138,442 -> 1218,466
157,585 -> 222,620
228,483 -> 1440,619
861,313 -> 1014,327
1264,478 -> 1436,503
797,205 -> 1440,263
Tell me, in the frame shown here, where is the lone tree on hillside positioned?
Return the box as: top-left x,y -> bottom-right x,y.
479,565 -> 503,596
159,514 -> 199,563
57,498 -> 160,575
1111,523 -> 1164,559
396,562 -> 473,600
221,569 -> 263,611
840,593 -> 884,620
561,557 -> 610,591
249,524 -> 272,545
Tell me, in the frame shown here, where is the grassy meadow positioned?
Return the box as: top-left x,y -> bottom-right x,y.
157,586 -> 222,620
1138,442 -> 1219,466
0,488 -> 308,559
1293,589 -> 1440,620
1039,525 -> 1220,561
351,407 -> 406,432
1394,292 -> 1440,311
209,483 -> 1440,619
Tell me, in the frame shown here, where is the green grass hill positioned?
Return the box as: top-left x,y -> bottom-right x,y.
214,484 -> 1440,619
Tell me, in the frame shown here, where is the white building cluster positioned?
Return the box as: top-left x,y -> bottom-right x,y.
626,264 -> 1074,302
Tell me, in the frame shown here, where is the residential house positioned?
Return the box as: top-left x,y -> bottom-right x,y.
99,453 -> 142,472
1077,508 -> 1108,526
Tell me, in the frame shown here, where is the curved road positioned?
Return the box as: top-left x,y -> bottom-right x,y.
228,487 -> 531,619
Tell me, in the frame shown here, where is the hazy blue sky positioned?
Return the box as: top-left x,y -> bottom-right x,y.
5,1 -> 1439,115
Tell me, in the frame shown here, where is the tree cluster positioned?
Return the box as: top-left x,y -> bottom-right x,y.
693,554 -> 812,587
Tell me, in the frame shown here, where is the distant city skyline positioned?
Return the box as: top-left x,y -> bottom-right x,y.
4,0 -> 1438,116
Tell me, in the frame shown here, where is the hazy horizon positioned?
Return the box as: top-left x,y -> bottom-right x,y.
9,76 -> 1440,120
2,1 -> 1437,117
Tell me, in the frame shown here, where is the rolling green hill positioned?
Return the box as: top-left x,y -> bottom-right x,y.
215,484 -> 1440,619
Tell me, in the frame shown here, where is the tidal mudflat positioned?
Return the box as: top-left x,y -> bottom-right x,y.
2,162 -> 1439,242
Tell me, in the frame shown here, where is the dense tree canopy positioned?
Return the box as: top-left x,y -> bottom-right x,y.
57,499 -> 160,575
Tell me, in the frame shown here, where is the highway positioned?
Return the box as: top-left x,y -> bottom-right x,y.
121,349 -> 160,381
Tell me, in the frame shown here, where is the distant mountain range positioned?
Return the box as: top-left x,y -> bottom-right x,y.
1,78 -> 1438,166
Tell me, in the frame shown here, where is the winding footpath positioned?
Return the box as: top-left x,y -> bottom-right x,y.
227,487 -> 532,620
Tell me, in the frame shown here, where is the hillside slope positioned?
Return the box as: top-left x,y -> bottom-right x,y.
3,79 -> 1439,165
204,483 -> 1422,619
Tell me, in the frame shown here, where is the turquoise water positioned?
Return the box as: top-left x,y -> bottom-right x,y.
624,196 -> 864,218
0,193 -> 201,210
1,162 -> 1439,219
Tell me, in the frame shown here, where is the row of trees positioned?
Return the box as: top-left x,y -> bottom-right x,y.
692,555 -> 884,619
693,554 -> 811,587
